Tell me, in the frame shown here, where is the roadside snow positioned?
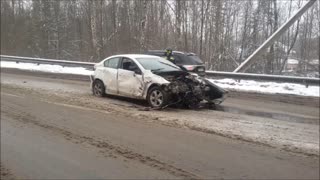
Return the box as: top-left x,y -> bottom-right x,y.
210,78 -> 319,97
144,109 -> 319,156
1,61 -> 319,97
1,61 -> 93,76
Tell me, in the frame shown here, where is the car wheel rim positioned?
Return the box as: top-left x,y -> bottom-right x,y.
94,83 -> 103,96
150,90 -> 163,107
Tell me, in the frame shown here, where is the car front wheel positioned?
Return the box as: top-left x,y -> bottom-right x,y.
147,86 -> 168,108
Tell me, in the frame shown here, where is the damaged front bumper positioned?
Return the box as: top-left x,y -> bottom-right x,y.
159,72 -> 227,107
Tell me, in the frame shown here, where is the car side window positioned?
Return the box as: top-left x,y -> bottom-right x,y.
121,58 -> 140,73
104,57 -> 120,69
103,60 -> 109,67
173,55 -> 182,65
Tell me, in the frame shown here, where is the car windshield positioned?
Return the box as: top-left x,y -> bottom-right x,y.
136,57 -> 181,72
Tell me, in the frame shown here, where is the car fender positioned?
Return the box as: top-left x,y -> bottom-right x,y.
142,70 -> 170,99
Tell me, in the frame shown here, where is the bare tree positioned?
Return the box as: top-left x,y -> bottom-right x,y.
1,0 -> 318,76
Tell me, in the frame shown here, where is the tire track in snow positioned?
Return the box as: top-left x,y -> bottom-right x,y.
1,109 -> 200,179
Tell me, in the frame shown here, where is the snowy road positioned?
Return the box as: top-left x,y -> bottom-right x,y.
1,69 -> 319,179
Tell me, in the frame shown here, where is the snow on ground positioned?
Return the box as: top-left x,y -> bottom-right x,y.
144,108 -> 319,156
209,78 -> 319,97
1,61 -> 93,76
1,61 -> 319,97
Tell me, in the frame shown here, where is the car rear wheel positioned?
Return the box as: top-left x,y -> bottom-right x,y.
147,86 -> 168,108
92,80 -> 106,97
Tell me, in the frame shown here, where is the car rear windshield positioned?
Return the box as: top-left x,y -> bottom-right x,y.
188,55 -> 203,64
175,54 -> 203,65
136,57 -> 181,72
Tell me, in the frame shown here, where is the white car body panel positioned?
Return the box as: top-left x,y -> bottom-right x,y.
141,70 -> 170,99
94,63 -> 118,95
103,67 -> 118,94
118,69 -> 144,98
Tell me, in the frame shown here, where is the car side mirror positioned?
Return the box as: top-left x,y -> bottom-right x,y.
134,69 -> 142,75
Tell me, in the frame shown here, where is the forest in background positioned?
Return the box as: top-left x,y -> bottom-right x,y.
1,0 -> 319,74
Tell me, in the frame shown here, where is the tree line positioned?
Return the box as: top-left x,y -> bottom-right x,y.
1,0 -> 319,74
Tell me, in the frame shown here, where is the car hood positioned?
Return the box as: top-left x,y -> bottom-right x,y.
151,70 -> 190,82
143,70 -> 170,84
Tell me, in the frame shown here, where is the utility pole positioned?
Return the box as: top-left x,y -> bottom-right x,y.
233,0 -> 316,73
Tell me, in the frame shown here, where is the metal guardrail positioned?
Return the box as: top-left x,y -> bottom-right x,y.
1,55 -> 319,86
0,55 -> 95,69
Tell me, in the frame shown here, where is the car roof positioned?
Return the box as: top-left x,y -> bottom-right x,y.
146,50 -> 195,56
107,54 -> 160,59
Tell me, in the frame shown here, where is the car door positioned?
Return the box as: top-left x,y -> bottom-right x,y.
100,57 -> 120,95
117,57 -> 144,98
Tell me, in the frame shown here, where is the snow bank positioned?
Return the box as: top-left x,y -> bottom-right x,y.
1,61 -> 93,76
210,78 -> 319,97
1,61 -> 318,97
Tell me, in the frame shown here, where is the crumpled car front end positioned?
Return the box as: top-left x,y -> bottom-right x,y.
153,71 -> 227,108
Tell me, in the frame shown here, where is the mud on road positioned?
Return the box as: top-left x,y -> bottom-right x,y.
1,164 -> 15,180
2,107 -> 195,179
1,71 -> 319,155
2,71 -> 319,156
2,85 -> 319,179
1,70 -> 319,179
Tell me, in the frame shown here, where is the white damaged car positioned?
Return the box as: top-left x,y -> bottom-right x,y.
91,54 -> 227,108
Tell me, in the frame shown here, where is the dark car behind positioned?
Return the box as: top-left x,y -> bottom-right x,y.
145,50 -> 206,76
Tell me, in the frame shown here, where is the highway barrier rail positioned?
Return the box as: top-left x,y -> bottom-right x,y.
1,55 -> 319,86
0,55 -> 95,68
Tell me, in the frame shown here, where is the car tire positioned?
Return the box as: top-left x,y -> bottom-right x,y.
147,86 -> 168,108
92,79 -> 106,97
